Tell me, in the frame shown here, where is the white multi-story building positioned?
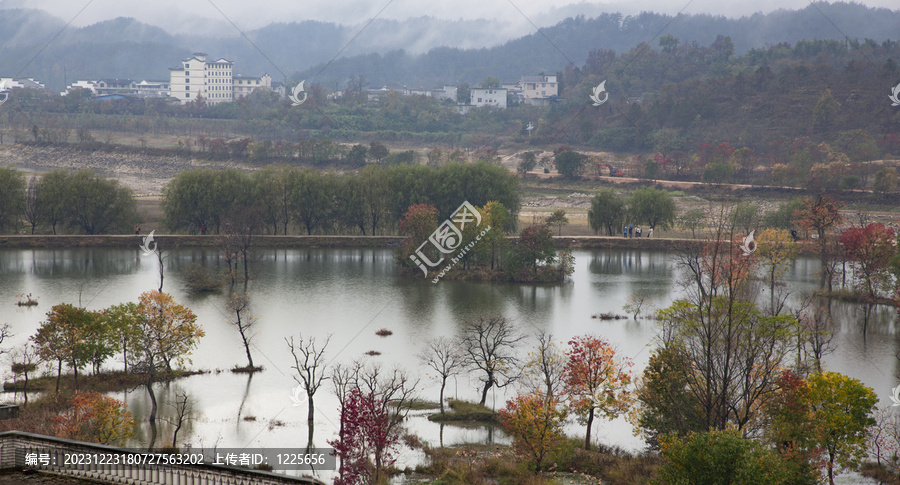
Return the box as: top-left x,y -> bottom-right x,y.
521,75 -> 558,106
233,73 -> 272,99
169,53 -> 234,105
470,88 -> 507,109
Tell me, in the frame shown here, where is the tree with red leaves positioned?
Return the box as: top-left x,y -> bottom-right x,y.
839,223 -> 896,300
329,388 -> 398,485
793,195 -> 844,291
562,335 -> 633,450
53,391 -> 134,446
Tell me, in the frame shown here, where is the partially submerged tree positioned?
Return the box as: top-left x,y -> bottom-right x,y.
330,363 -> 417,485
793,195 -> 843,291
228,293 -> 258,369
459,315 -> 524,406
287,334 -> 331,450
10,342 -> 39,407
418,336 -> 465,414
839,223 -> 896,300
126,291 -> 203,423
32,304 -> 99,391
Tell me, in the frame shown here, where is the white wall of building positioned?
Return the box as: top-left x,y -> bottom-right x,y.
521,75 -> 558,99
470,88 -> 507,108
169,53 -> 234,105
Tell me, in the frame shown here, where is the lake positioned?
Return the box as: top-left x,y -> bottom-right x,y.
0,247 -> 896,481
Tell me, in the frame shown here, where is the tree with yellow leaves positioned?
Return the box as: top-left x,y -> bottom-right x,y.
120,291 -> 203,424
499,391 -> 568,472
53,391 -> 134,446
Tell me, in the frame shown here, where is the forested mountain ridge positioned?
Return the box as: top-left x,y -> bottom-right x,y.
0,2 -> 898,91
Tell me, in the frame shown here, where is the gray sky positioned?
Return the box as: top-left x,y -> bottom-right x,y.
2,0 -> 898,35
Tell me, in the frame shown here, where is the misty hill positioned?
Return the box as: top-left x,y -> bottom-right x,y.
0,2 -> 898,91
298,2 -> 900,87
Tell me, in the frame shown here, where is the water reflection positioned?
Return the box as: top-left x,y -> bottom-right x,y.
0,247 -> 896,460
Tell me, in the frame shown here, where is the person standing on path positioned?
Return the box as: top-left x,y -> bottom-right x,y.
648,227 -> 653,238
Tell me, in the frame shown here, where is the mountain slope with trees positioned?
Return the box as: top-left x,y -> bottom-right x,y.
1,2 -> 899,90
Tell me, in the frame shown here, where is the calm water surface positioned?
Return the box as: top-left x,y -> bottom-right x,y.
0,248 -> 896,481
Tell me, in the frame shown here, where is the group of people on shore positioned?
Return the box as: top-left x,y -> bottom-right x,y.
623,225 -> 652,238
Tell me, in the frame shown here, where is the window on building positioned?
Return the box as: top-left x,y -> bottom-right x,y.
185,93 -> 190,98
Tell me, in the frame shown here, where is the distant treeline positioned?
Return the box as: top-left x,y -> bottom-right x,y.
0,167 -> 137,235
161,162 -> 521,236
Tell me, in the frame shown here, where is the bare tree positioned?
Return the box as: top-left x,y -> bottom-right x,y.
458,315 -> 524,406
228,293 -> 258,370
23,176 -> 41,234
161,390 -> 192,448
417,337 -> 465,413
792,296 -> 835,373
287,334 -> 331,450
10,341 -> 39,407
155,247 -> 167,293
522,331 -> 566,401
224,206 -> 261,282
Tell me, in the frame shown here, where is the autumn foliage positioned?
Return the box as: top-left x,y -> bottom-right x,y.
499,392 -> 568,472
562,335 -> 633,450
330,389 -> 399,485
839,223 -> 897,299
53,391 -> 134,446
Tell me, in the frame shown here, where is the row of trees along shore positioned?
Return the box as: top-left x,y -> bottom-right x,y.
162,162 -> 521,237
0,162 -> 520,236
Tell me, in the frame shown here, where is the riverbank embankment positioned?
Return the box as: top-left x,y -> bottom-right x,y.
0,234 -> 819,254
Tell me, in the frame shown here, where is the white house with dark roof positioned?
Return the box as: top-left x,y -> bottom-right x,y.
0,78 -> 45,91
